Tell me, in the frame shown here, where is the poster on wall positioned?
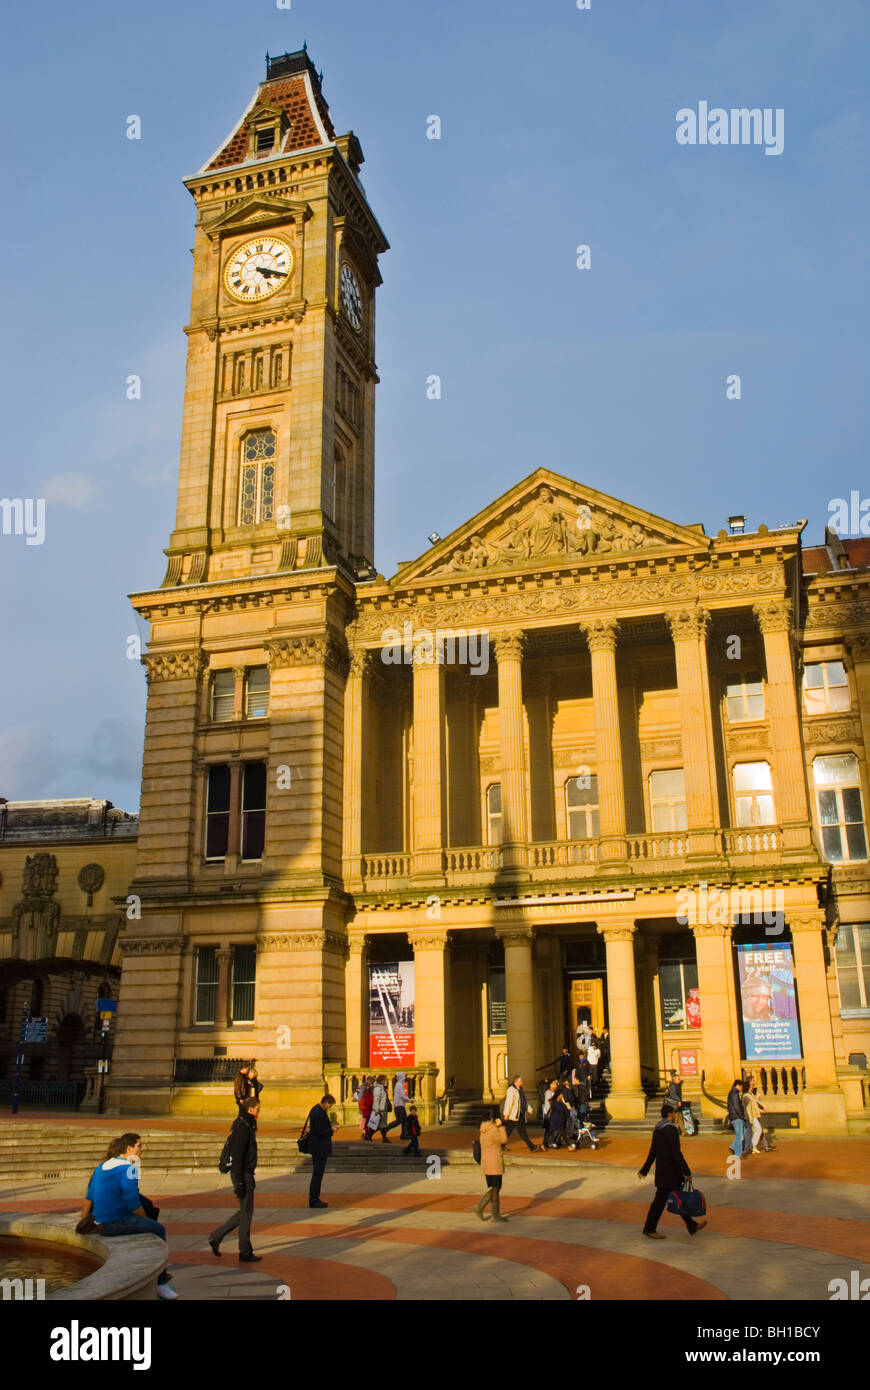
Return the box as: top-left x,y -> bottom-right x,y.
369,962 -> 415,1067
736,942 -> 802,1061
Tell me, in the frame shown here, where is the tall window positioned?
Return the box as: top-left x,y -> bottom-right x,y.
726,674 -> 765,722
733,762 -> 776,827
813,754 -> 868,862
210,670 -> 235,722
241,762 -> 267,860
245,666 -> 270,718
206,765 -> 231,859
232,945 -> 257,1023
803,661 -> 850,715
194,946 -> 219,1024
836,925 -> 870,1011
486,783 -> 502,845
239,429 -> 276,525
566,775 -> 600,839
649,769 -> 687,832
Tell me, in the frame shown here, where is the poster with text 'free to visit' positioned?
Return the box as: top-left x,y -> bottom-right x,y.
736,943 -> 802,1061
369,962 -> 415,1067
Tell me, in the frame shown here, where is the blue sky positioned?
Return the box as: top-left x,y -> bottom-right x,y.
0,0 -> 867,811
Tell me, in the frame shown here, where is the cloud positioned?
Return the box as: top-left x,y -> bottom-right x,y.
40,472 -> 101,509
76,717 -> 144,785
0,725 -> 67,799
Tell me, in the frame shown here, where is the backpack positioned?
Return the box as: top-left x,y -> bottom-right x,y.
218,1131 -> 234,1174
472,1138 -> 482,1164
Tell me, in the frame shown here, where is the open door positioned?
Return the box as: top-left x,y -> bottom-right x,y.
570,978 -> 605,1036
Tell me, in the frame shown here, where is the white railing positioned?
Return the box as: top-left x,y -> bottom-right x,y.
726,828 -> 780,855
530,840 -> 598,867
442,846 -> 502,873
360,852 -> 411,880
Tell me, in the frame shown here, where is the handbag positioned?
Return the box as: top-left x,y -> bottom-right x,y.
297,1118 -> 311,1155
472,1138 -> 482,1164
666,1178 -> 706,1219
75,1214 -> 96,1235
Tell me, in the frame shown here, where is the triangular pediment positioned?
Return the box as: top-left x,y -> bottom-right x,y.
394,469 -> 708,584
203,194 -> 312,238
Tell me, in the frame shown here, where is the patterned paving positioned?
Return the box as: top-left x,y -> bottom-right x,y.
3,1137 -> 869,1301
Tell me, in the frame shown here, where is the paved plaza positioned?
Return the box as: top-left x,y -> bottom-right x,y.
3,1125 -> 869,1301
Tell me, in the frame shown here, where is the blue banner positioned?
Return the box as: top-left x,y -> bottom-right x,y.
736,943 -> 802,1061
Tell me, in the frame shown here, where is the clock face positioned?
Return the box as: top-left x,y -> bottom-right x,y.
340,263 -> 364,331
224,236 -> 293,303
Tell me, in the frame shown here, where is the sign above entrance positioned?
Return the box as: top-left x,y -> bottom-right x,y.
494,891 -> 636,912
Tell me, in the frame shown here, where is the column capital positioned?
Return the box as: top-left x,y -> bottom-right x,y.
347,932 -> 369,955
142,649 -> 205,684
691,922 -> 733,939
789,911 -> 826,933
348,648 -> 376,679
596,919 -> 636,942
215,948 -> 233,964
753,599 -> 793,634
492,630 -> 526,663
581,617 -> 619,653
666,607 -> 711,643
407,928 -> 450,951
266,634 -> 350,676
495,925 -> 534,947
411,642 -> 446,668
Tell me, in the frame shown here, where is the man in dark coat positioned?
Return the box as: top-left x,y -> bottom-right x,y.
209,1097 -> 260,1261
307,1093 -> 336,1209
637,1104 -> 706,1238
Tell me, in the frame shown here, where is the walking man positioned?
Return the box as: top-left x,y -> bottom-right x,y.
384,1072 -> 409,1139
307,1092 -> 337,1209
209,1097 -> 260,1262
726,1078 -> 745,1159
502,1075 -> 538,1151
637,1104 -> 707,1239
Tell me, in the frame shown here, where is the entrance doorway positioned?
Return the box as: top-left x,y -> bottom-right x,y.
570,978 -> 605,1037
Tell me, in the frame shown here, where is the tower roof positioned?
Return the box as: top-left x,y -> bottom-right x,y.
201,49 -> 337,173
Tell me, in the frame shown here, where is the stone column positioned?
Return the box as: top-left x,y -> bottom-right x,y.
851,633 -> 870,786
597,919 -> 645,1117
791,912 -> 847,1132
497,926 -> 537,1091
691,923 -> 741,1111
667,608 -> 720,856
411,646 -> 446,880
104,934 -> 186,1116
493,631 -> 529,870
582,619 -> 626,863
526,673 -> 556,842
345,932 -> 369,1070
342,650 -> 372,884
216,948 -> 233,1028
408,928 -> 450,1115
754,601 -> 814,854
638,931 -> 662,1085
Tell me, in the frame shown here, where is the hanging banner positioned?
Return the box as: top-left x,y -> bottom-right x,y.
736,942 -> 802,1061
369,962 -> 415,1067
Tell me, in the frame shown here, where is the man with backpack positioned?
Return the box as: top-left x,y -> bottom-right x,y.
209,1096 -> 260,1262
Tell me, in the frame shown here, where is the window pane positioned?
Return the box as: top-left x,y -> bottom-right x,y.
804,664 -> 824,688
746,693 -> 765,719
726,694 -> 744,722
821,825 -> 843,860
241,762 -> 267,860
195,946 -> 218,1023
842,787 -> 864,823
814,754 -> 859,787
240,462 -> 258,525
859,927 -> 870,1006
827,684 -> 851,712
232,945 -> 256,1023
211,670 -> 235,722
836,932 -> 862,1009
208,764 -> 231,813
756,795 -> 776,825
651,804 -> 671,832
733,762 -> 771,792
242,761 -> 266,811
206,765 -> 231,859
651,769 -> 685,798
261,463 -> 275,521
818,789 -> 839,825
827,660 -> 847,686
487,784 -> 502,815
245,666 -> 270,717
845,823 -> 868,860
735,797 -> 754,827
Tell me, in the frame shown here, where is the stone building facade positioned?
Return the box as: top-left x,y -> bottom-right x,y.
0,800 -> 136,1088
103,50 -> 870,1132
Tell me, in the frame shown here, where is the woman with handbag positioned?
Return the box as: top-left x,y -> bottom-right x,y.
358,1076 -> 374,1137
368,1074 -> 391,1142
474,1108 -> 509,1222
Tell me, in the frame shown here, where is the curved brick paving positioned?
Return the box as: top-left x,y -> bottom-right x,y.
2,1132 -> 869,1300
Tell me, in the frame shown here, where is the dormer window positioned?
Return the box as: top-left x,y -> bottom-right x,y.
256,126 -> 275,155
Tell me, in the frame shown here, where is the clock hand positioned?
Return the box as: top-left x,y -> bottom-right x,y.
254,265 -> 286,278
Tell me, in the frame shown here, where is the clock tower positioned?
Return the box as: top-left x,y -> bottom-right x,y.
108,51 -> 388,1118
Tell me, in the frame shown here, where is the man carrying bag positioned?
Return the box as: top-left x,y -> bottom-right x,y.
637,1104 -> 707,1239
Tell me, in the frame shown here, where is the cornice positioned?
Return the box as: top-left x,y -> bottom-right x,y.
131,567 -> 353,615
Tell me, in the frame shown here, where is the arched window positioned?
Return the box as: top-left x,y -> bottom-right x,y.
486,784 -> 502,845
239,429 -> 275,525
565,775 -> 599,839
